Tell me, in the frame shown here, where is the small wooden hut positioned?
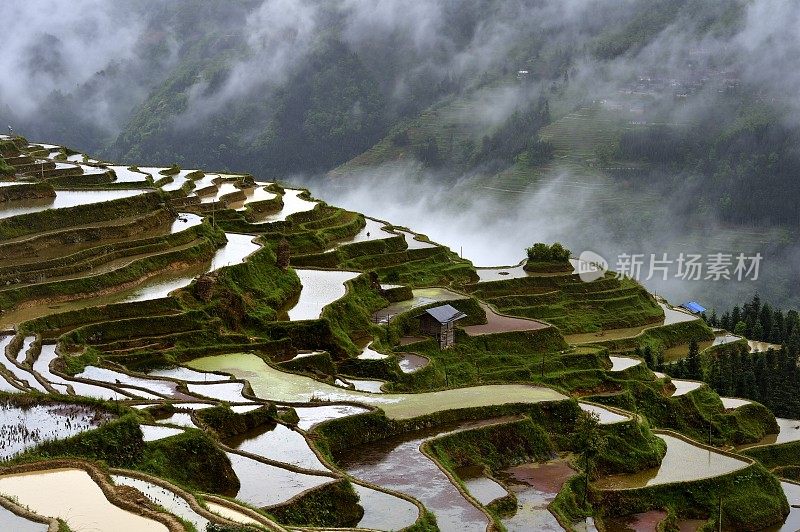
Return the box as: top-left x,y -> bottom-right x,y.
417,304 -> 467,349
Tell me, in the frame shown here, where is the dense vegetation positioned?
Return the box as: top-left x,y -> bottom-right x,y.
661,294 -> 800,418
708,294 -> 800,348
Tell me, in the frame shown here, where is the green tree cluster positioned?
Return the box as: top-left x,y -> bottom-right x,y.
710,294 -> 800,348
526,242 -> 571,263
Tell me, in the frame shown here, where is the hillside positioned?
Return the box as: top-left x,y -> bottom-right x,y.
0,134 -> 795,530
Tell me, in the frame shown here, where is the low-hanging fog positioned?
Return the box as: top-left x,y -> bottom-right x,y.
309,158 -> 796,312
3,0 -> 800,311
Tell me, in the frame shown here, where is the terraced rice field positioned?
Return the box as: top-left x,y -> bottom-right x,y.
0,136 -> 793,531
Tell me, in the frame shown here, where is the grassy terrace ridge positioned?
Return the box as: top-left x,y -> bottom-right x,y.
463,273 -> 664,335
0,139 -> 792,531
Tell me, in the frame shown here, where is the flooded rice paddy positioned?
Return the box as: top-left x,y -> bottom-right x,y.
0,231 -> 259,328
108,166 -> 149,183
397,353 -> 429,373
565,301 -> 697,345
579,403 -> 629,424
374,287 -> 468,323
34,345 -> 129,400
339,376 -> 386,393
288,269 -> 360,321
203,501 -> 264,526
223,451 -> 334,507
609,356 -> 642,372
357,341 -> 389,360
739,418 -> 800,449
0,343 -> 46,393
398,229 -> 437,249
111,474 -> 210,531
156,412 -> 197,428
353,484 -> 420,530
339,419 -> 508,532
720,397 -> 752,409
456,465 -> 508,505
188,353 -> 566,420
497,459 -> 576,531
334,217 -> 396,247
669,379 -> 705,397
595,434 -> 747,489
0,468 -> 169,531
0,400 -> 111,459
253,189 -> 317,223
77,366 -> 180,397
148,365 -> 229,382
462,302 -> 548,336
225,422 -> 328,471
659,303 -> 699,325
139,425 -> 184,442
292,404 -> 371,430
0,504 -> 48,531
230,185 -> 277,210
0,189 -> 147,220
186,381 -> 248,402
767,481 -> 800,532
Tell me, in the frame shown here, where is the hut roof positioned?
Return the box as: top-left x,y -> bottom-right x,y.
421,304 -> 468,324
681,301 -> 706,314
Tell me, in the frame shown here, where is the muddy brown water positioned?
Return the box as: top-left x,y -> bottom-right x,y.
497,459 -> 575,531
339,418 -> 516,532
462,302 -> 548,336
0,468 -> 168,532
397,353 -> 429,373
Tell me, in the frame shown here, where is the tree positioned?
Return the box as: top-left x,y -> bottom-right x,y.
574,411 -> 608,505
643,345 -> 656,369
686,339 -> 701,380
526,242 -> 571,263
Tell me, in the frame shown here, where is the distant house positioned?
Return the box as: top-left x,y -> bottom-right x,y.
681,301 -> 706,314
417,304 -> 467,349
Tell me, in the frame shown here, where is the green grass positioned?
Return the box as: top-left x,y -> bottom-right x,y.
466,274 -> 663,334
